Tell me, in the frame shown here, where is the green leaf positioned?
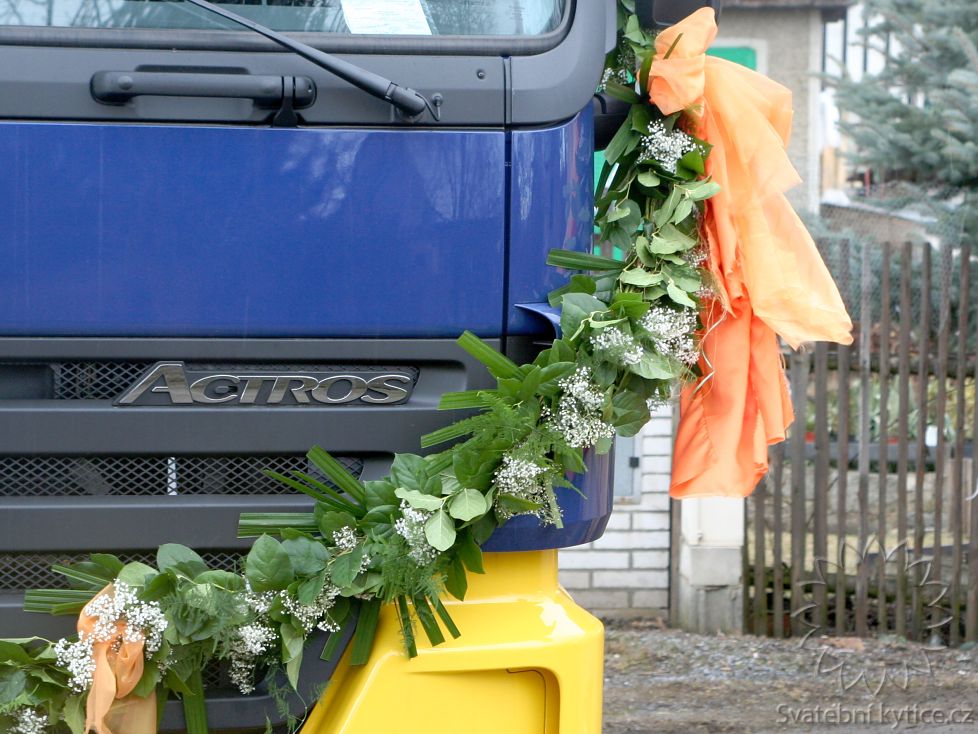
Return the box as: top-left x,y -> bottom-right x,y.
457,531 -> 485,574
63,693 -> 86,734
329,545 -> 366,588
280,623 -> 304,689
560,292 -> 609,341
604,108 -> 636,164
677,149 -> 705,175
637,170 -> 661,188
495,493 -> 542,515
0,640 -> 36,665
157,544 -> 208,578
611,390 -> 652,437
430,596 -> 462,639
0,669 -> 27,706
673,198 -> 694,224
389,453 -> 429,494
629,352 -> 676,380
603,79 -> 642,104
238,511 -> 317,538
117,561 -> 158,588
245,536 -> 294,592
619,268 -> 664,287
297,569 -> 328,605
685,180 -> 720,200
605,199 -> 641,232
445,557 -> 468,600
447,488 -> 488,522
193,570 -> 244,591
394,487 -> 444,511
653,187 -> 680,228
666,281 -> 697,308
282,536 -> 331,576
315,508 -> 358,539
424,509 -> 457,552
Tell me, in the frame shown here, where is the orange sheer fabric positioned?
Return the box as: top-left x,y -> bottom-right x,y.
78,586 -> 157,734
648,8 -> 853,498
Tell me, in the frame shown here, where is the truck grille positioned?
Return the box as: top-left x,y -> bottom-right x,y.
0,454 -> 363,497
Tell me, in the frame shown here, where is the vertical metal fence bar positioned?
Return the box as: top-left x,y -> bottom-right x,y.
743,499 -> 752,632
836,239 -> 852,636
856,242 -> 872,637
970,266 -> 978,643
790,351 -> 809,637
814,342 -> 830,630
950,242 -> 970,645
877,242 -> 891,632
753,478 -> 768,636
932,243 -> 952,637
772,443 -> 786,638
912,245 -> 931,641
895,241 -> 912,638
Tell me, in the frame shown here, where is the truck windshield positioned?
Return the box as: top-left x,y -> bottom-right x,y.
0,0 -> 565,35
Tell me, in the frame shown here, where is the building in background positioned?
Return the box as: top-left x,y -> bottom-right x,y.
558,0 -> 852,624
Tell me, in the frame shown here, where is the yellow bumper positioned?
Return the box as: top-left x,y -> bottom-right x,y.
301,550 -> 604,734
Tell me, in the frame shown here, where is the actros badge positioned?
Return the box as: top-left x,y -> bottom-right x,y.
116,362 -> 414,407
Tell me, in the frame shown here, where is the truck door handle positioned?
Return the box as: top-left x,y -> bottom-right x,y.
90,71 -> 316,109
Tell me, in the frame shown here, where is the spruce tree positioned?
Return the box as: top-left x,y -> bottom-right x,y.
831,0 -> 978,235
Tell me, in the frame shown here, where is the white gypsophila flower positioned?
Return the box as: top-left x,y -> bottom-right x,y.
80,582 -> 168,654
639,305 -> 699,365
12,708 -> 48,734
639,120 -> 698,174
490,453 -> 560,526
393,500 -> 439,566
331,526 -> 358,552
279,585 -> 342,635
239,581 -> 276,616
227,622 -> 277,695
589,326 -> 644,366
54,635 -> 96,693
547,367 -> 615,449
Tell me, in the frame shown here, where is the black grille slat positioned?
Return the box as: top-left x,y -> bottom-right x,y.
0,550 -> 243,591
0,455 -> 363,497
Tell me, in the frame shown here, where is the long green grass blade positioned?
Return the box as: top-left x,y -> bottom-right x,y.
50,565 -> 111,589
456,331 -> 524,380
307,446 -> 366,504
420,421 -> 476,449
412,595 -> 445,647
424,451 -> 454,476
437,390 -> 493,410
289,470 -> 365,511
181,668 -> 209,734
237,512 -> 317,538
429,596 -> 461,639
546,249 -> 626,271
395,596 -> 417,659
262,470 -> 358,514
349,599 -> 381,666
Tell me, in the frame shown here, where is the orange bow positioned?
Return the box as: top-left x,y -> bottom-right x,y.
649,9 -> 853,499
78,586 -> 157,734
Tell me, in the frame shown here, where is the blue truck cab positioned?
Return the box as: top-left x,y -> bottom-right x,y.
0,1 -> 625,730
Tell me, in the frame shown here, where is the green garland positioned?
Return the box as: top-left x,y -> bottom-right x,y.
0,6 -> 718,734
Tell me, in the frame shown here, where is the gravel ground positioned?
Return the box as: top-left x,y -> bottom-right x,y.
603,619 -> 978,733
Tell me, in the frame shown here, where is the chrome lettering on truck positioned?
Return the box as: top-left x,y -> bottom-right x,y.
115,362 -> 413,406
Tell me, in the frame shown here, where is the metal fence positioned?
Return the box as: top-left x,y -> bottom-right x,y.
743,240 -> 978,645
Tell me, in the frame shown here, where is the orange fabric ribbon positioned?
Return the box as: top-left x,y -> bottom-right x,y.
78,586 -> 157,734
648,8 -> 853,498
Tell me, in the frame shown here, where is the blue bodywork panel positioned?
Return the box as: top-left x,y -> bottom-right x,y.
483,447 -> 613,551
0,110 -> 611,551
0,123 -> 505,337
507,106 -> 594,334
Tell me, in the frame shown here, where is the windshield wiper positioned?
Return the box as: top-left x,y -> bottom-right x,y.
180,0 -> 436,120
